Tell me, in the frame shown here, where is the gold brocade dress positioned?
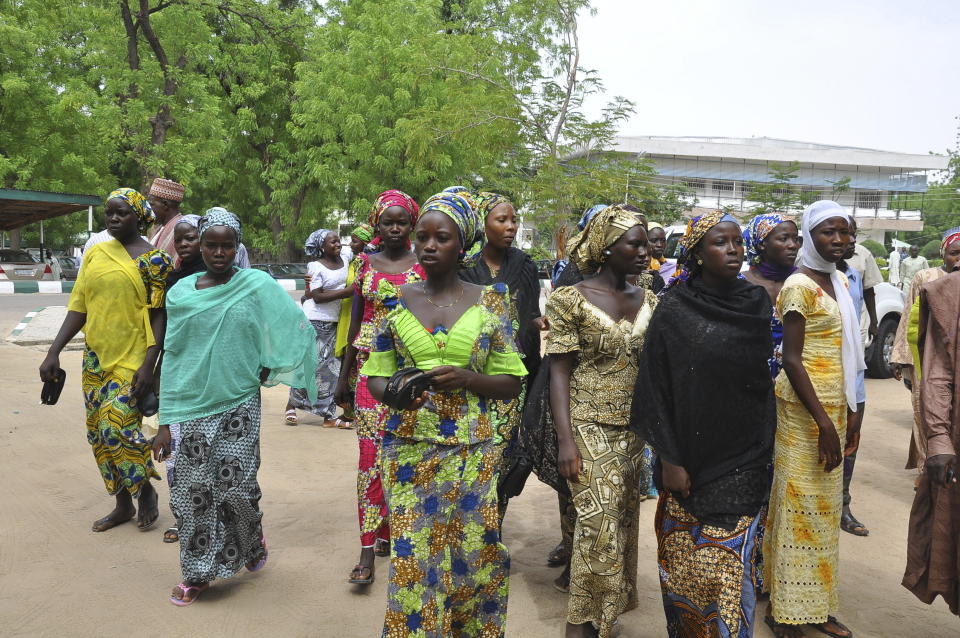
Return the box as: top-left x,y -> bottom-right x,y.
545,285 -> 656,637
764,273 -> 847,625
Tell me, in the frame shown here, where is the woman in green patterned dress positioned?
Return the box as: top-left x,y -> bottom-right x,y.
364,190 -> 527,637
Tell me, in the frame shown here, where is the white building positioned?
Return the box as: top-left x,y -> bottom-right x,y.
610,135 -> 949,243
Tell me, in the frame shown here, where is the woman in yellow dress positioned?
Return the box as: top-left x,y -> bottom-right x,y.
39,188 -> 172,533
764,201 -> 861,638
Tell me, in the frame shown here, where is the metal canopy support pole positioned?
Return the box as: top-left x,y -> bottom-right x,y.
40,220 -> 45,258
88,205 -> 93,236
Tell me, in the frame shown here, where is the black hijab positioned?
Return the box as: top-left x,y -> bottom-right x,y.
631,275 -> 775,528
165,257 -> 205,290
460,246 -> 542,376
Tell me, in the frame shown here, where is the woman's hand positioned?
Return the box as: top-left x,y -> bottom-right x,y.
532,316 -> 549,331
152,426 -> 172,462
131,363 -> 155,399
661,460 -> 691,498
428,366 -> 475,391
334,379 -> 352,407
891,362 -> 903,381
406,391 -> 430,411
926,454 -> 958,486
558,438 -> 583,483
39,353 -> 61,382
817,420 -> 843,472
844,409 -> 863,457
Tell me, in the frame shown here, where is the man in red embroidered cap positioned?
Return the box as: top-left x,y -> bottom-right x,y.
147,177 -> 185,265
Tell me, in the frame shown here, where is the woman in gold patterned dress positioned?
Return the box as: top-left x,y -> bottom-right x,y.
890,226 -> 960,472
546,205 -> 657,638
764,201 -> 861,638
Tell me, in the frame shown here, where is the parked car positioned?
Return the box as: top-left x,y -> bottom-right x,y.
59,256 -> 80,280
252,263 -> 306,279
864,281 -> 906,379
0,249 -> 56,281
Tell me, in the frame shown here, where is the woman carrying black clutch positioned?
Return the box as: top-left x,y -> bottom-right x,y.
363,190 -> 527,637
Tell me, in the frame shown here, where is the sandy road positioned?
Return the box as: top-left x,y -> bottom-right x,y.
0,338 -> 955,637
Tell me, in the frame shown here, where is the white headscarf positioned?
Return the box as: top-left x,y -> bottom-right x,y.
800,200 -> 865,412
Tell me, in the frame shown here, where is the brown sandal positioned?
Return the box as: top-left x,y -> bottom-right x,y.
348,563 -> 374,585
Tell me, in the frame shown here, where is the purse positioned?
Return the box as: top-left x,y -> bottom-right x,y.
40,368 -> 67,405
382,367 -> 433,411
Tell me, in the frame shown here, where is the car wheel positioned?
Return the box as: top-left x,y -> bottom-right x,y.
866,316 -> 898,379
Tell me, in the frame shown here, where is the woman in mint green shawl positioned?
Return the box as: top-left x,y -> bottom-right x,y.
154,208 -> 318,605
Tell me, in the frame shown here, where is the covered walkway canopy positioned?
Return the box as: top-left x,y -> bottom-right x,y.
0,188 -> 100,232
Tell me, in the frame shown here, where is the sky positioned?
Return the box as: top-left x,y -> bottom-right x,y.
577,0 -> 960,155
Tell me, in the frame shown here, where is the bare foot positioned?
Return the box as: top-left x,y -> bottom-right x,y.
92,495 -> 135,532
810,616 -> 852,638
137,482 -> 159,531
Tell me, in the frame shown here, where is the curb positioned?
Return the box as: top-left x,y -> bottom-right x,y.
0,279 -> 305,293
8,307 -> 45,339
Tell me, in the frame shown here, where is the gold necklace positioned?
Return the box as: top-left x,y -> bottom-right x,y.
422,282 -> 464,308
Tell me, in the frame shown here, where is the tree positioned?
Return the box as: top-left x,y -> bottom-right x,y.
745,162 -> 802,217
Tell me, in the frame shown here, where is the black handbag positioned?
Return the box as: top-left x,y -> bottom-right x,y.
382,367 -> 433,411
138,390 -> 160,417
40,368 -> 66,405
516,355 -> 570,496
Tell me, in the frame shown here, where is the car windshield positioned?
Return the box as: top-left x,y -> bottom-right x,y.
665,235 -> 682,259
271,264 -> 301,277
60,257 -> 76,268
0,249 -> 38,263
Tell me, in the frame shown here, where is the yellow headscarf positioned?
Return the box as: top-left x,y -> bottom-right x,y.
566,204 -> 646,274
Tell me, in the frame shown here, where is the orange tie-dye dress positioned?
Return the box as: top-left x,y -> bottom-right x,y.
764,272 -> 848,625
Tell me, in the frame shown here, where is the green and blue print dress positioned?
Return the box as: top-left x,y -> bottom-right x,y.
361,281 -> 528,638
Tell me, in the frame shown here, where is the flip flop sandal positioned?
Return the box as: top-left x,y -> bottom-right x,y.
247,537 -> 268,572
811,616 -> 853,638
138,505 -> 160,532
348,564 -> 374,585
547,543 -> 569,567
163,527 -> 179,543
336,418 -> 354,430
170,581 -> 209,606
322,419 -> 338,428
284,409 -> 298,426
91,514 -> 132,533
374,539 -> 390,557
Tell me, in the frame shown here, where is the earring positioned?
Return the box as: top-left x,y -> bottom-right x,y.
602,249 -> 612,256
697,258 -> 703,265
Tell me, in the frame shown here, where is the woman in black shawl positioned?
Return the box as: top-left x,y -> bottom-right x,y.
631,211 -> 775,638
459,192 -> 544,523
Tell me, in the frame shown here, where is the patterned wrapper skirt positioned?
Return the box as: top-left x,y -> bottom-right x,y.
288,320 -> 340,419
171,392 -> 266,583
355,348 -> 389,547
82,349 -> 159,497
656,493 -> 762,638
764,398 -> 845,625
380,435 -> 509,638
567,422 -> 642,637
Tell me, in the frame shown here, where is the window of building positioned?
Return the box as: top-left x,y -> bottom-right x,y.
712,180 -> 734,192
855,191 -> 881,210
682,179 -> 705,190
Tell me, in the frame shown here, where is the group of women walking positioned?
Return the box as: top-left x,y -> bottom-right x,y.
42,180 -> 878,638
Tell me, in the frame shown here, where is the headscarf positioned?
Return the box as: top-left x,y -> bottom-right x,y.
566,204 -> 644,275
668,211 -> 739,286
106,187 -> 154,230
351,223 -> 374,243
800,200 -> 865,412
647,221 -> 664,232
367,189 -> 419,252
420,190 -> 484,266
941,226 -> 960,256
175,214 -> 202,229
200,207 -> 242,243
578,204 -> 608,231
474,191 -> 511,219
742,213 -> 797,282
304,229 -> 335,258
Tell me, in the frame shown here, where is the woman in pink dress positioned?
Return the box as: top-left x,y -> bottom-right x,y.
334,189 -> 424,586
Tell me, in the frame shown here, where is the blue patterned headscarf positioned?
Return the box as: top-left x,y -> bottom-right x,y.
175,214 -> 202,229
419,190 -> 485,266
106,187 -> 155,230
742,213 -> 793,265
578,204 -> 609,231
200,207 -> 242,243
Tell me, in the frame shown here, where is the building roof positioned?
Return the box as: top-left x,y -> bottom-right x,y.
612,135 -> 949,171
0,188 -> 101,232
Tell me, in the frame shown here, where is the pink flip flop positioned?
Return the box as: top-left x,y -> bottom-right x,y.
170,581 -> 208,606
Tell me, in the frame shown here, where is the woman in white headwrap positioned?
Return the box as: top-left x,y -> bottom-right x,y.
763,200 -> 860,638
